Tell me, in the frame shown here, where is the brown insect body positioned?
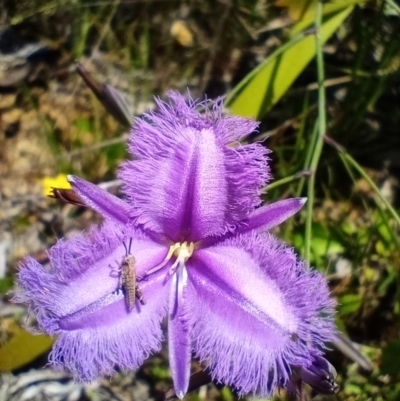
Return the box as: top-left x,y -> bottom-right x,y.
121,254 -> 145,311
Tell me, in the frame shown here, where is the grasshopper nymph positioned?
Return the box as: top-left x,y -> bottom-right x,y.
119,239 -> 145,311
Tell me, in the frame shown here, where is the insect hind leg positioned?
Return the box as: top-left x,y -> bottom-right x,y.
135,284 -> 146,305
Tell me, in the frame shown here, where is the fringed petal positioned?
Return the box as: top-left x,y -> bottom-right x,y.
119,91 -> 269,241
68,175 -> 130,223
49,269 -> 169,381
15,221 -> 171,381
184,233 -> 335,396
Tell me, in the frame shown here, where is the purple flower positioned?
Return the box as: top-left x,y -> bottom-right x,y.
16,92 -> 336,398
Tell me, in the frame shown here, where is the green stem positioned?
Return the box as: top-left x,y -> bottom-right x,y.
296,119 -> 319,197
305,1 -> 326,263
263,170 -> 312,192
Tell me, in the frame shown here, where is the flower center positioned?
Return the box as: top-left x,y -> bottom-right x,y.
168,241 -> 195,275
146,241 -> 195,279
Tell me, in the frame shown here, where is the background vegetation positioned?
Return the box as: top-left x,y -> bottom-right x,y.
1,0 -> 400,400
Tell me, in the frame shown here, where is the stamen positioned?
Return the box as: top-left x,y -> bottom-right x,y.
167,242 -> 194,279
146,242 -> 194,277
168,242 -> 192,318
145,243 -> 180,275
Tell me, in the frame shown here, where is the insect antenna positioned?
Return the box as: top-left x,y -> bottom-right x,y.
123,240 -> 128,257
122,237 -> 133,256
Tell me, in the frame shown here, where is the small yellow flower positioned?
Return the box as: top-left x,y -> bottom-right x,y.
41,174 -> 71,197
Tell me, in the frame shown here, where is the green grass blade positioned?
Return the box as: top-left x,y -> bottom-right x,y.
325,137 -> 400,229
304,1 -> 327,263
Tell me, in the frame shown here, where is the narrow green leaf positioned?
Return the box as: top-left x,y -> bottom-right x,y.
226,3 -> 356,119
291,0 -> 366,35
275,0 -> 317,22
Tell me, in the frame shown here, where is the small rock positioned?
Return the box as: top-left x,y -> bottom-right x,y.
1,108 -> 22,125
0,94 -> 16,109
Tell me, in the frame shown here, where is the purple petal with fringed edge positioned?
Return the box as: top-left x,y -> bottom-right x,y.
168,268 -> 191,398
49,270 -> 169,381
68,175 -> 130,224
119,91 -> 270,242
16,221 -> 170,381
184,233 -> 336,396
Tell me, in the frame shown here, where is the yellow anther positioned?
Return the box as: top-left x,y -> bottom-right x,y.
172,241 -> 194,260
166,243 -> 181,260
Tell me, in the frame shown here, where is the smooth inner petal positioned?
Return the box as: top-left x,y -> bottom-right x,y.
68,175 -> 130,223
237,198 -> 307,235
185,256 -> 294,396
199,198 -> 307,249
59,269 -> 167,330
53,239 -> 167,317
194,245 -> 298,334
